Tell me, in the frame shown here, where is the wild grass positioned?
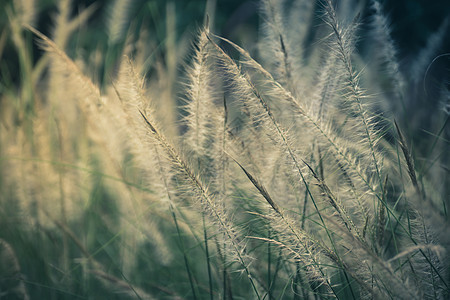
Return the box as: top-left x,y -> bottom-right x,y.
0,0 -> 449,299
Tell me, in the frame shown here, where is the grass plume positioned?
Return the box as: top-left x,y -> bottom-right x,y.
1,0 -> 449,299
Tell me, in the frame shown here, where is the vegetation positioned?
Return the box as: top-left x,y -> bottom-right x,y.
0,0 -> 449,299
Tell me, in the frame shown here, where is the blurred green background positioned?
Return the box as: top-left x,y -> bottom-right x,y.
1,0 -> 449,85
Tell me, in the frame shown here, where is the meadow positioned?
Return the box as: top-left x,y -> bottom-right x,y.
0,0 -> 449,299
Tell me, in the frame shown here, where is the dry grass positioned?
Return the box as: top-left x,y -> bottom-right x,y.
0,0 -> 449,299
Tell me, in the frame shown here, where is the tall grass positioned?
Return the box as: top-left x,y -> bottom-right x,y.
1,0 -> 449,299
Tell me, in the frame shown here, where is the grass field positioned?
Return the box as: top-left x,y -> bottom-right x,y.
0,0 -> 449,299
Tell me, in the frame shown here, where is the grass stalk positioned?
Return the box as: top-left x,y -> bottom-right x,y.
138,110 -> 262,300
